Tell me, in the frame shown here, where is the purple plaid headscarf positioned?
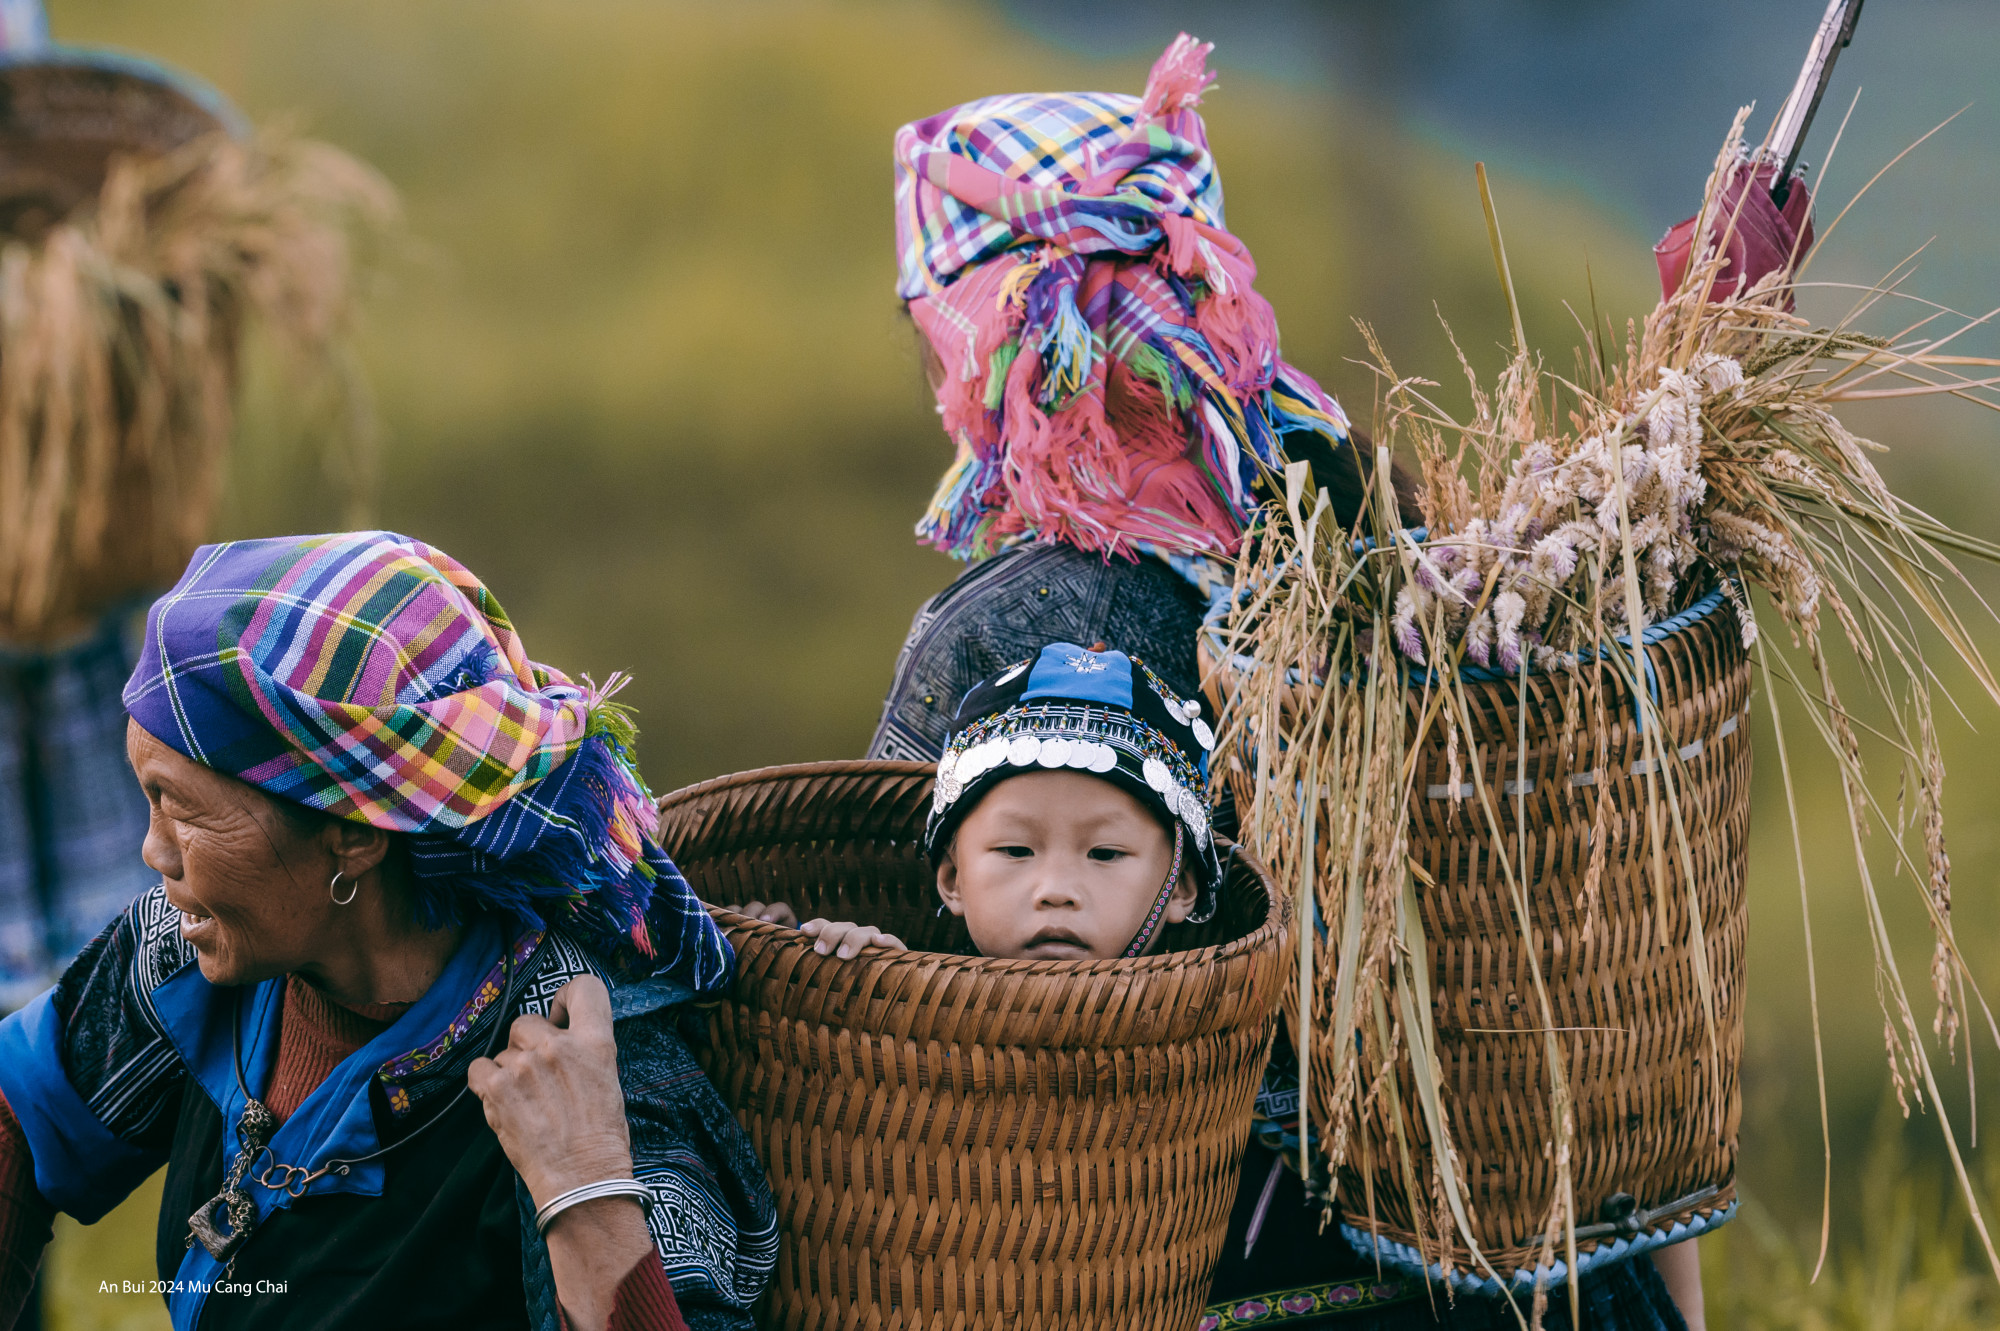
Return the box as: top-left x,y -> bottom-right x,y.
123,532 -> 731,991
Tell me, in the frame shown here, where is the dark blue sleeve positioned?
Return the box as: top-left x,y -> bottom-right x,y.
0,884 -> 192,1222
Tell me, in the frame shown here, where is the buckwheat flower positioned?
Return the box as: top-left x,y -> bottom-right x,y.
1533,644 -> 1579,673
1464,609 -> 1495,667
1532,532 -> 1580,585
1596,492 -> 1625,536
1392,585 -> 1427,663
1493,590 -> 1527,674
1692,351 -> 1745,396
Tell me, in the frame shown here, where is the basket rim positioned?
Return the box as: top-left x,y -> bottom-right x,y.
662,759 -> 1289,978
655,756 -> 936,808
1411,580 -> 1734,686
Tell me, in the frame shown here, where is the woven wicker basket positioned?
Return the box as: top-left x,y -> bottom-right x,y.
1337,597 -> 1751,1281
655,761 -> 1290,1331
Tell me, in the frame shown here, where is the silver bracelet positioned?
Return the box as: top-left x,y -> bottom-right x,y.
534,1178 -> 654,1236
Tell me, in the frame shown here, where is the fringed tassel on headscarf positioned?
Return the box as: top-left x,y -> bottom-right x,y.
1139,32 -> 1217,123
406,692 -> 731,993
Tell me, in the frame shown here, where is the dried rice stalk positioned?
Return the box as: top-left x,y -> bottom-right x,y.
1217,107 -> 2000,1314
0,128 -> 395,642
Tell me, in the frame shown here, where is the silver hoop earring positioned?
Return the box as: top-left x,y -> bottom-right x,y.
329,871 -> 358,906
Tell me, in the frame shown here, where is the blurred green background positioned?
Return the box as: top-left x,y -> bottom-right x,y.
34,1 -> 2000,1326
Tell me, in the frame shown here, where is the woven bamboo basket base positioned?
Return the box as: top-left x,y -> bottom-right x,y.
1329,604 -> 1751,1277
657,762 -> 1290,1330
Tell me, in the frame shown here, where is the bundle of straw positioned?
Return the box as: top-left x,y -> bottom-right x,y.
0,129 -> 395,642
1216,107 -> 2000,1311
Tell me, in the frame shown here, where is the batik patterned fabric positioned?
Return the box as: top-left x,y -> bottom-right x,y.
1249,1037 -> 1316,1176
866,542 -> 1210,763
0,608 -> 156,1012
121,531 -> 730,993
894,33 -> 1352,563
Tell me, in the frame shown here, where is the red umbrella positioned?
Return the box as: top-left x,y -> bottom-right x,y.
1653,0 -> 1862,307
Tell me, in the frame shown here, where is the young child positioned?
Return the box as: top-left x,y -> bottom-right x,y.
739,640 -> 1223,962
737,638 -> 1399,1315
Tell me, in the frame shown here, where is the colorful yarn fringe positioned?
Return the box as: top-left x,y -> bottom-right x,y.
894,34 -> 1351,562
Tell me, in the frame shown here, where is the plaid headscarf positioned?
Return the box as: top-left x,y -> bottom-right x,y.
895,33 -> 1351,563
121,531 -> 730,993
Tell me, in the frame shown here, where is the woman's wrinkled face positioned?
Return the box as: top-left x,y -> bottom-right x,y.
937,770 -> 1197,961
127,719 -> 334,987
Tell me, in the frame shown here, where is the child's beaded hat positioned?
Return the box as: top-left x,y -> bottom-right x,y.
923,641 -> 1224,919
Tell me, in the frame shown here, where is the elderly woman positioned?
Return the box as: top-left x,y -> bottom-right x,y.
0,532 -> 776,1331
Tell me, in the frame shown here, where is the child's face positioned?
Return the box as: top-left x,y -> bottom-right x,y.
936,770 -> 1198,961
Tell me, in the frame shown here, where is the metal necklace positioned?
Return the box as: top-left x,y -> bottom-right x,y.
186,940 -> 525,1273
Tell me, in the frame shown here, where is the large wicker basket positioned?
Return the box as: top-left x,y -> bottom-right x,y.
655,761 -> 1290,1331
1336,597 -> 1751,1285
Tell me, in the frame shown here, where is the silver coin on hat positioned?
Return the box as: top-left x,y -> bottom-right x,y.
1143,757 -> 1172,793
1191,718 -> 1215,751
1008,735 -> 1041,767
1087,743 -> 1118,774
956,745 -> 983,781
1065,741 -> 1097,770
1037,737 -> 1071,768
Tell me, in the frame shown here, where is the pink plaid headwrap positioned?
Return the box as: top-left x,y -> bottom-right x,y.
894,35 -> 1350,562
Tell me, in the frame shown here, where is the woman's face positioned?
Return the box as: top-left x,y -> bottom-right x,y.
127,719 -> 337,987
936,770 -> 1197,961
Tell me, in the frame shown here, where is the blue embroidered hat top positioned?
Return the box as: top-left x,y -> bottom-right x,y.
923,641 -> 1225,916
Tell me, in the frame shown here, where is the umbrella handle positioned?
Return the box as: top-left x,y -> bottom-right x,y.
1765,0 -> 1865,208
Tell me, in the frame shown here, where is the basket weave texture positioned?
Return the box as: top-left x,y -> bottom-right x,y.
1338,604 -> 1751,1274
655,761 -> 1290,1330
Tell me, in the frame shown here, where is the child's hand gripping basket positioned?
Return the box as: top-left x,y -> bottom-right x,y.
654,761 -> 1291,1330
1338,592 -> 1752,1292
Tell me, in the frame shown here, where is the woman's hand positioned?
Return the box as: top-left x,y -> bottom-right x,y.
468,973 -> 632,1202
735,900 -> 799,927
469,975 -> 652,1331
800,918 -> 907,958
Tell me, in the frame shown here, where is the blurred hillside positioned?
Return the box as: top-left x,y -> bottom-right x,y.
37,2 -> 2000,1327
54,0 -> 1658,788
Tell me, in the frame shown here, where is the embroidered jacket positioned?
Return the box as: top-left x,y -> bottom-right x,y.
0,884 -> 777,1330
